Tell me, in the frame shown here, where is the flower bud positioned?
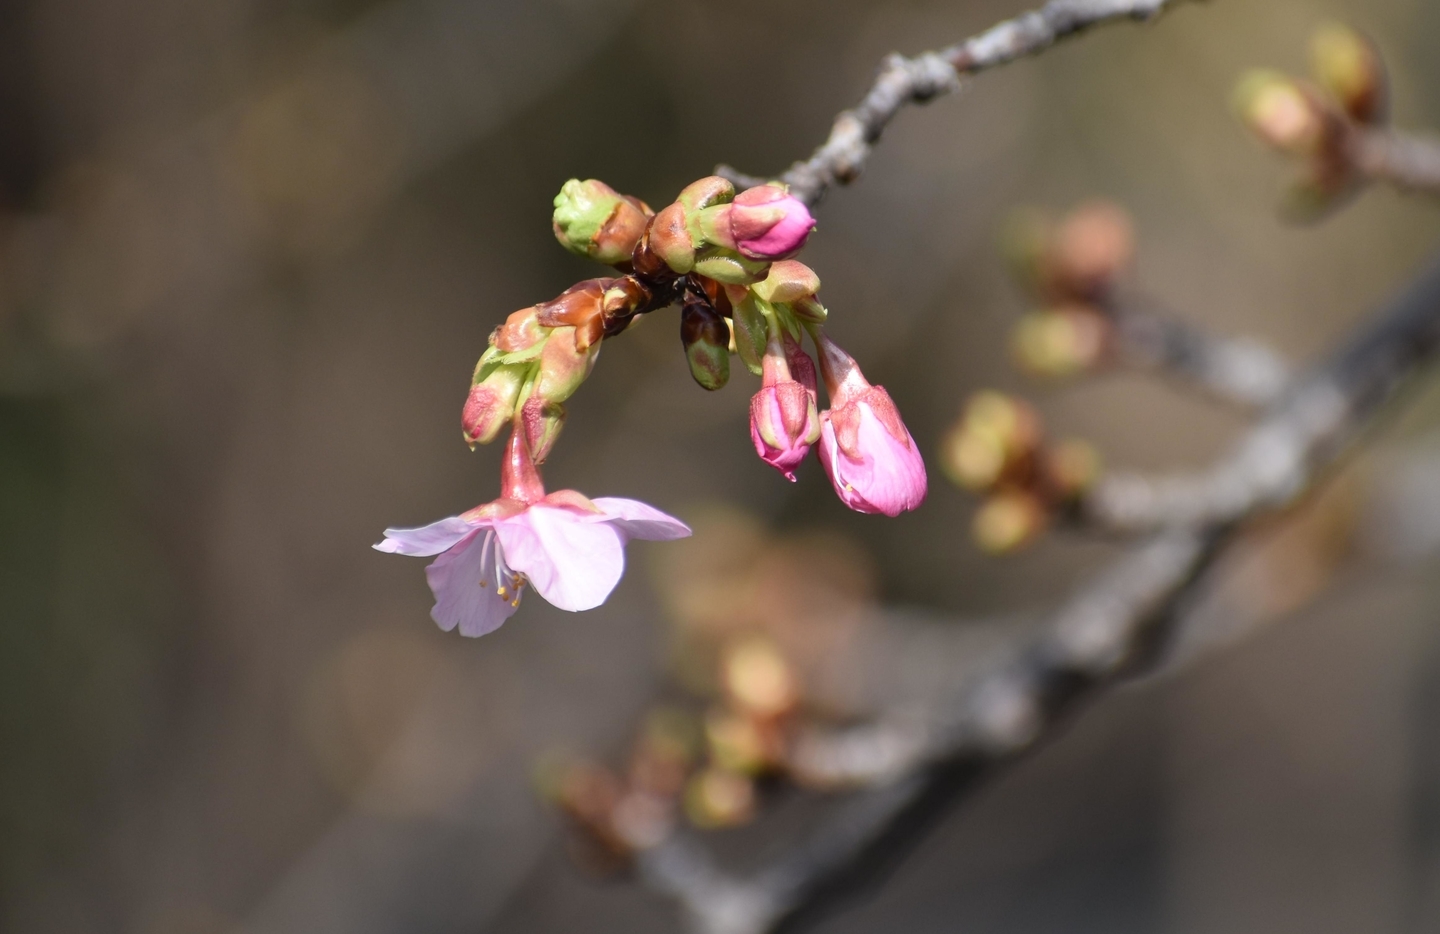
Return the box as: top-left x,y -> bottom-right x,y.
725,184 -> 815,260
1045,439 -> 1101,499
552,179 -> 653,266
751,381 -> 821,480
938,392 -> 1040,493
462,360 -> 528,446
676,175 -> 736,213
721,636 -> 798,719
521,395 -> 566,464
750,259 -> 821,305
815,334 -> 927,516
647,201 -> 696,274
692,246 -> 771,285
680,299 -> 730,390
1050,202 -> 1133,297
1235,70 -> 1325,156
705,710 -> 770,775
1010,306 -> 1109,377
684,768 -> 755,829
535,325 -> 600,405
1310,23 -> 1385,124
494,306 -> 548,354
973,490 -> 1046,555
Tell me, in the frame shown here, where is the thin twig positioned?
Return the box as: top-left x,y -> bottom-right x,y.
1351,126 -> 1440,196
1107,299 -> 1292,408
717,0 -> 1194,205
639,255 -> 1440,934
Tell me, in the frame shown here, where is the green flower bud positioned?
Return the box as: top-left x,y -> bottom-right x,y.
462,360 -> 529,447
750,260 -> 820,305
534,325 -> 600,405
1234,70 -> 1325,157
681,299 -> 730,390
552,179 -> 652,266
1310,23 -> 1385,124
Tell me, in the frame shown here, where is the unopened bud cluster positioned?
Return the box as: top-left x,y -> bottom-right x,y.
1003,201 -> 1134,379
939,391 -> 1100,554
540,633 -> 809,860
1234,23 -> 1388,217
462,173 -> 926,516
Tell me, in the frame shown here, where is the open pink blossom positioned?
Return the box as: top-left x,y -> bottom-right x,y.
375,430 -> 690,636
729,185 -> 816,261
814,333 -> 927,516
749,333 -> 821,480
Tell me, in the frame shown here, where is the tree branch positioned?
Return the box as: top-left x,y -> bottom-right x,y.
638,254 -> 1440,934
1107,299 -> 1292,408
717,0 -> 1195,205
1351,126 -> 1440,196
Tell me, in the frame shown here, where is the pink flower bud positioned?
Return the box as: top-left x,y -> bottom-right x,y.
814,334 -> 926,516
749,333 -> 820,480
728,185 -> 815,261
462,360 -> 527,447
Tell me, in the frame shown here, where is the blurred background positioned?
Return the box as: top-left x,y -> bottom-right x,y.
5,0 -> 1440,932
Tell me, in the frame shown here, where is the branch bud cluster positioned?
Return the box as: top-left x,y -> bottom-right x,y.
939,391 -> 1099,554
1234,23 -> 1390,219
1002,201 -> 1134,379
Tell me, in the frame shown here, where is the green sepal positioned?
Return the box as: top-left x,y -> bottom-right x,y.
731,294 -> 768,376
693,247 -> 769,285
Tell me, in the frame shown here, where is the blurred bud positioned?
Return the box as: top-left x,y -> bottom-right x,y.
705,710 -> 771,775
681,299 -> 731,390
1046,439 -> 1101,499
494,306 -> 548,354
1011,306 -> 1109,377
750,259 -> 821,305
1235,70 -> 1325,156
1051,202 -> 1134,296
939,419 -> 1006,491
999,206 -> 1052,288
1310,22 -> 1385,124
939,391 -> 1042,491
641,706 -> 702,767
973,490 -> 1047,555
683,767 -> 756,829
609,792 -> 673,850
552,179 -> 652,266
535,326 -> 599,405
521,395 -> 566,464
462,361 -> 528,446
545,757 -> 626,847
721,636 -> 798,719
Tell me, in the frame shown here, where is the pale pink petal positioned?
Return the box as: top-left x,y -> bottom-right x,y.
818,405 -> 927,517
591,497 -> 693,542
374,516 -> 477,556
423,531 -> 519,637
496,506 -> 626,612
